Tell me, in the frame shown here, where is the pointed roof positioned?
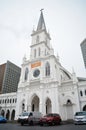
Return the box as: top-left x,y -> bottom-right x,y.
37,9 -> 46,31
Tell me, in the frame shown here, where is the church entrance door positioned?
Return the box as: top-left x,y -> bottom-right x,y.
31,95 -> 39,111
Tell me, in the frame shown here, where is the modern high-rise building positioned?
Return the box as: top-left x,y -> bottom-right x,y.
0,63 -> 6,94
0,61 -> 21,94
80,39 -> 86,68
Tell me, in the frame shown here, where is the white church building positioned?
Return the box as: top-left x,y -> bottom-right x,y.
0,11 -> 86,121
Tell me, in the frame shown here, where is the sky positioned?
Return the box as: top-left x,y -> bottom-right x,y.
0,0 -> 86,77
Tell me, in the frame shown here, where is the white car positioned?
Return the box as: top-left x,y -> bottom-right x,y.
74,111 -> 86,125
18,111 -> 42,126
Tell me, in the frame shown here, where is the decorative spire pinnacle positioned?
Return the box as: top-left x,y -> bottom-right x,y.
37,9 -> 46,31
72,67 -> 78,84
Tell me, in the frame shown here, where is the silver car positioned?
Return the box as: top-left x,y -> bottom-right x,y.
74,111 -> 86,124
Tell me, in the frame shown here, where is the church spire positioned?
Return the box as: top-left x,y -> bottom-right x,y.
37,9 -> 46,31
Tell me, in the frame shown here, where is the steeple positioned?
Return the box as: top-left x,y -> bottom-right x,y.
37,9 -> 46,31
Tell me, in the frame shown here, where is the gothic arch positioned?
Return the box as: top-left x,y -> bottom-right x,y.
45,97 -> 52,114
31,94 -> 40,112
63,96 -> 75,105
24,67 -> 29,81
11,109 -> 15,120
6,109 -> 10,120
62,96 -> 75,120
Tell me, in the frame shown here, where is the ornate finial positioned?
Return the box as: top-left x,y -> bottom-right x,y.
40,8 -> 44,12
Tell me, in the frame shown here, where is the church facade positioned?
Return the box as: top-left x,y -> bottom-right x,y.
0,11 -> 86,121
15,11 -> 86,120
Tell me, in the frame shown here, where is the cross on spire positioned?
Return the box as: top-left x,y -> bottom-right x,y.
40,8 -> 44,12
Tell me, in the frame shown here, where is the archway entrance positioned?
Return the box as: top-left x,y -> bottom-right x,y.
46,98 -> 52,114
66,99 -> 73,119
11,110 -> 15,120
1,110 -> 5,117
31,95 -> 39,111
6,110 -> 10,120
83,105 -> 86,111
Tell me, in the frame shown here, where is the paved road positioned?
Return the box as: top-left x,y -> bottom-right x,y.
0,123 -> 86,130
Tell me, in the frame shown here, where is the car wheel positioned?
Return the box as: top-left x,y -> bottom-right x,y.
40,123 -> 43,126
29,121 -> 33,126
52,121 -> 55,126
21,122 -> 24,126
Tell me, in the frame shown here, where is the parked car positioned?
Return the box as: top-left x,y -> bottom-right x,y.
39,113 -> 62,126
17,114 -> 22,123
74,111 -> 86,125
18,111 -> 42,126
0,115 -> 7,123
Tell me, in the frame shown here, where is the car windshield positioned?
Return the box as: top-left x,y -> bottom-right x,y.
44,114 -> 53,117
75,112 -> 86,116
21,112 -> 29,116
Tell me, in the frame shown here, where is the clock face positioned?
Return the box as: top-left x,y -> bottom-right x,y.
33,69 -> 40,77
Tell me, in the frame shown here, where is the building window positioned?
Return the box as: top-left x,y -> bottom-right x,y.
7,99 -> 9,103
10,99 -> 12,103
34,49 -> 36,58
36,35 -> 39,43
45,62 -> 50,76
15,98 -> 17,103
85,90 -> 86,95
5,99 -> 7,104
32,104 -> 34,111
24,68 -> 29,81
80,90 -> 83,96
67,99 -> 72,105
13,99 -> 14,103
3,99 -> 4,104
22,103 -> 25,111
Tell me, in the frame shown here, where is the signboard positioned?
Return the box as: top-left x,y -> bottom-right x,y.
31,61 -> 41,68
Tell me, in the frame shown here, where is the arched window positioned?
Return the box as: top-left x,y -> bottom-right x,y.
24,68 -> 29,81
80,90 -> 83,96
22,103 -> 25,111
7,99 -> 9,103
34,49 -> 36,58
10,99 -> 12,103
38,47 -> 41,56
5,99 -> 7,104
2,99 -> 4,104
32,104 -> 34,111
15,98 -> 17,103
13,99 -> 14,103
67,99 -> 72,105
45,62 -> 50,76
36,35 -> 39,43
85,90 -> 86,96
